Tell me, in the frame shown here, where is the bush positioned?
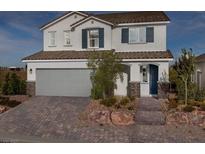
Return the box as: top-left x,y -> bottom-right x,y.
183,105 -> 195,112
168,99 -> 178,109
129,96 -> 136,101
0,97 -> 21,108
0,96 -> 9,103
120,97 -> 130,106
195,89 -> 205,102
100,96 -> 117,107
127,106 -> 134,111
188,100 -> 201,107
2,72 -> 26,95
91,84 -> 103,100
200,104 -> 205,111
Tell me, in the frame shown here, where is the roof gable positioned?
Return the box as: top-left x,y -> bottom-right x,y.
40,11 -> 88,30
71,16 -> 114,29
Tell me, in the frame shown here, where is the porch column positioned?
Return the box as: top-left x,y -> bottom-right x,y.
128,63 -> 140,98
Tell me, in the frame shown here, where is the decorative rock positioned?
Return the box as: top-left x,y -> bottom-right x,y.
166,110 -> 205,127
0,105 -> 7,113
111,111 -> 134,126
89,110 -> 111,125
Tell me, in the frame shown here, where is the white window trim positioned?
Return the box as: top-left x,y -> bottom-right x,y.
48,31 -> 56,47
64,30 -> 71,46
128,27 -> 146,44
87,29 -> 99,49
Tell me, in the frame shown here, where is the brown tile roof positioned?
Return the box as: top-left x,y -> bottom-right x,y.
94,11 -> 170,25
41,11 -> 170,30
196,53 -> 205,62
22,50 -> 173,61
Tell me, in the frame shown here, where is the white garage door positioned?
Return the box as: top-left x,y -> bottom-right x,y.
36,69 -> 92,97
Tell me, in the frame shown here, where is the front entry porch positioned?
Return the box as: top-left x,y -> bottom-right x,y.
118,61 -> 170,98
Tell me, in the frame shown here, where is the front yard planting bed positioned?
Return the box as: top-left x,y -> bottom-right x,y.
0,95 -> 28,114
161,98 -> 205,129
79,96 -> 138,126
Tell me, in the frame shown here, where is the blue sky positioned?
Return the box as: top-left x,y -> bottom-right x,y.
0,11 -> 204,67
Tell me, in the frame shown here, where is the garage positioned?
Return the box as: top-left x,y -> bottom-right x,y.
36,69 -> 92,97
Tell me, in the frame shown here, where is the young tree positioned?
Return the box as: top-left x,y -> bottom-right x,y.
174,48 -> 195,105
87,51 -> 124,99
2,73 -> 10,95
10,73 -> 21,94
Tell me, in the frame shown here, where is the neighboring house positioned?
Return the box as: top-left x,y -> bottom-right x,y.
193,53 -> 205,90
22,11 -> 173,98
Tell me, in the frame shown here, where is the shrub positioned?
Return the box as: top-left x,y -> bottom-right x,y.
0,97 -> 21,108
120,96 -> 130,106
100,96 -> 117,107
200,104 -> 205,111
2,72 -> 26,95
91,84 -> 103,100
20,80 -> 26,94
127,106 -> 134,111
195,89 -> 205,102
0,96 -> 9,103
115,104 -> 121,109
188,100 -> 201,107
129,96 -> 136,101
183,105 -> 195,112
168,99 -> 178,109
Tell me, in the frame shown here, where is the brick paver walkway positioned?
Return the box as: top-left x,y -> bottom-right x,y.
135,97 -> 166,125
0,96 -> 204,143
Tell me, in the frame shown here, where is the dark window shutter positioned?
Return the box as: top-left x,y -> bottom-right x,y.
99,28 -> 104,48
121,28 -> 129,43
146,27 -> 154,43
82,29 -> 87,49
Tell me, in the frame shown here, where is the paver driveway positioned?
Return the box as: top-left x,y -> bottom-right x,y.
0,96 -> 204,143
0,96 -> 90,142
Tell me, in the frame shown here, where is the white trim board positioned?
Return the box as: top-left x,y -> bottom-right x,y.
22,58 -> 173,63
117,21 -> 170,27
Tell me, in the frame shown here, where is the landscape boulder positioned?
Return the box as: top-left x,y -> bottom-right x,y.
111,111 -> 135,126
89,110 -> 111,125
0,105 -> 7,113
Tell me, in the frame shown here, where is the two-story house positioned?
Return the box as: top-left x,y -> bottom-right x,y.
22,11 -> 173,98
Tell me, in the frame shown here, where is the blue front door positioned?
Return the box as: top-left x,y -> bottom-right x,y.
149,65 -> 158,95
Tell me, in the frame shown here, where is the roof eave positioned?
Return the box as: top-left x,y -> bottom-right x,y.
40,11 -> 89,31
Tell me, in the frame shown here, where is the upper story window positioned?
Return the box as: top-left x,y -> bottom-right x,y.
88,29 -> 99,48
82,28 -> 104,49
64,31 -> 71,46
121,27 -> 154,44
48,31 -> 56,46
129,27 -> 146,44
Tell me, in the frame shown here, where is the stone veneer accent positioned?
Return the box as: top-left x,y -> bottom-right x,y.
128,82 -> 140,98
158,82 -> 170,99
27,81 -> 35,96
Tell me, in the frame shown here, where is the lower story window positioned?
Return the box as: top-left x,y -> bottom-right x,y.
140,65 -> 148,82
